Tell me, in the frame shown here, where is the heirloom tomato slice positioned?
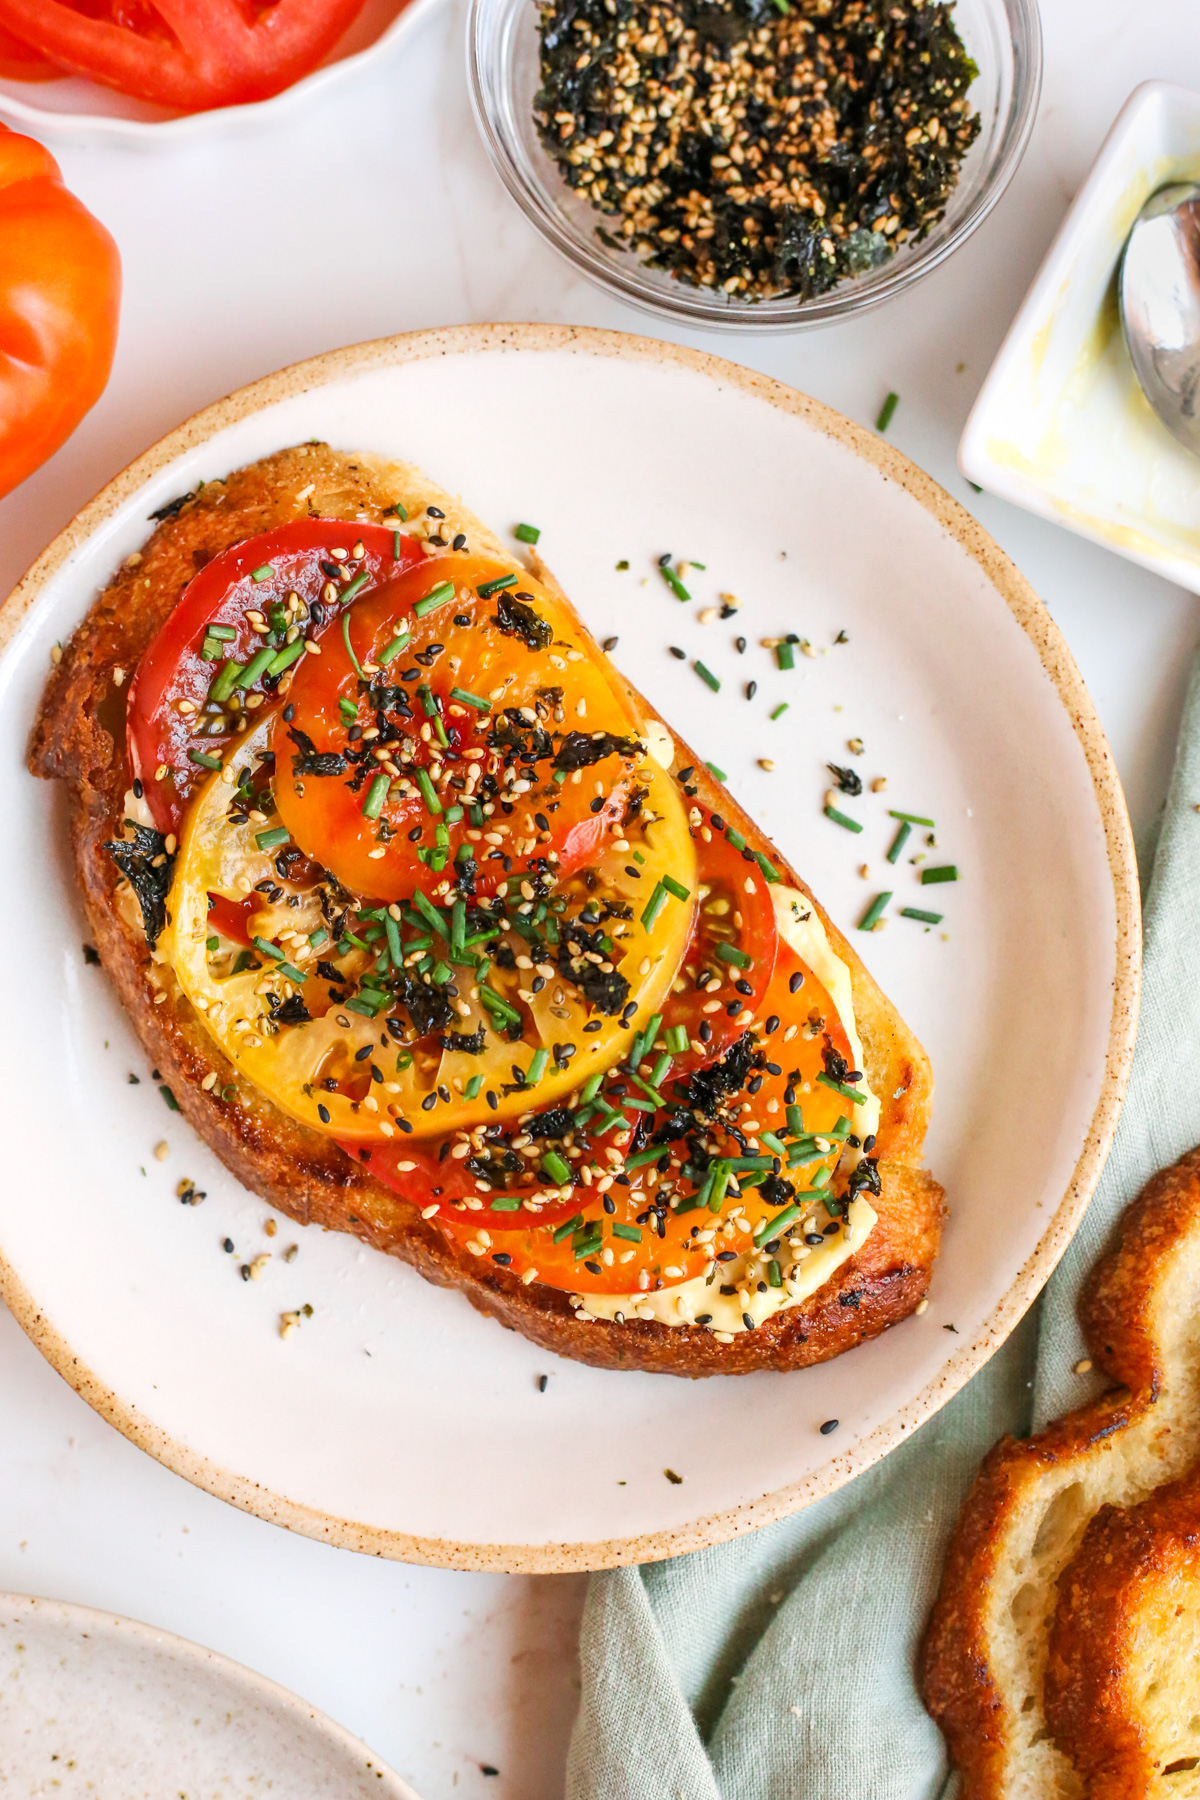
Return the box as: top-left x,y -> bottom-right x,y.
161,718 -> 697,1142
271,554 -> 644,905
128,519 -> 421,836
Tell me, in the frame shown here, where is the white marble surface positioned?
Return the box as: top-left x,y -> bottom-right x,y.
0,2 -> 1198,1794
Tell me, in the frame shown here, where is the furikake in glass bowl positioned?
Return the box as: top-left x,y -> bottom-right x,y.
533,0 -> 982,301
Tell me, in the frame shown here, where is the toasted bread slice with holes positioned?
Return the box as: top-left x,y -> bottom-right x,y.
1045,1470 -> 1200,1799
29,442 -> 940,1376
921,1146 -> 1200,1797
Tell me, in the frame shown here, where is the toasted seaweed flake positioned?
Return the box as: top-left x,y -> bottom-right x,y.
105,822 -> 175,948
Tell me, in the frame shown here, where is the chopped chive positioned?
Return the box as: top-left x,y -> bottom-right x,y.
200,637 -> 223,662
901,906 -> 944,924
767,1258 -> 784,1287
417,683 -> 440,719
479,984 -> 521,1026
344,995 -> 383,1018
233,645 -> 275,689
476,574 -> 517,599
206,623 -> 236,642
754,1202 -> 800,1244
430,960 -> 452,985
393,530 -> 402,558
761,1131 -> 788,1156
450,898 -> 466,958
541,1149 -> 571,1185
264,638 -> 304,677
341,611 -> 366,680
810,1165 -> 832,1190
624,1144 -> 669,1171
706,761 -> 727,781
572,1231 -> 604,1261
362,772 -> 390,820
858,891 -> 892,931
378,630 -> 411,666
188,748 -> 222,771
887,809 -> 935,827
384,912 -> 403,964
716,941 -> 752,969
338,695 -> 357,721
662,874 -> 691,902
641,881 -> 668,931
657,562 -> 690,601
487,1195 -> 522,1211
886,820 -> 912,864
786,1104 -> 805,1137
340,571 -> 371,606
252,935 -> 285,962
528,1047 -> 549,1084
450,686 -> 491,712
770,702 -> 789,721
206,934 -> 219,952
255,827 -> 289,850
209,659 -> 244,703
755,851 -> 781,883
876,391 -> 900,433
514,523 -> 540,544
726,1155 -> 775,1172
415,767 -> 443,815
465,1073 -> 484,1099
776,641 -> 795,671
816,1072 -> 866,1104
725,826 -> 747,851
824,805 -> 862,833
579,1072 -> 604,1105
412,891 -> 449,939
706,1161 -> 730,1213
694,660 -> 720,693
648,1052 -> 672,1089
414,580 -> 456,618
278,962 -> 307,984
612,1222 -> 642,1243
665,1023 -> 689,1054
922,865 -> 958,885
250,564 -> 274,582
308,928 -> 329,950
390,502 -> 409,522
553,1213 -> 584,1244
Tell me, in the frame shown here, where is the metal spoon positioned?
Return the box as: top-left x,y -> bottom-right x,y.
1119,182 -> 1200,456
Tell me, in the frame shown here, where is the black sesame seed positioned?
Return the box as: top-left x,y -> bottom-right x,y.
788,971 -> 804,993
745,681 -> 757,701
426,505 -> 445,518
317,1102 -> 331,1124
668,645 -> 686,660
764,1014 -> 780,1034
452,532 -> 467,551
735,636 -> 746,654
602,635 -> 619,652
819,1419 -> 840,1435
223,1237 -> 234,1253
492,1251 -> 512,1265
742,1312 -> 755,1330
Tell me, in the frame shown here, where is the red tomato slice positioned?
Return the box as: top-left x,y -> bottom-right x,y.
128,520 -> 423,836
205,891 -> 255,947
345,1135 -> 582,1230
271,553 -> 644,904
0,0 -> 368,112
668,811 -> 780,1068
0,23 -> 60,77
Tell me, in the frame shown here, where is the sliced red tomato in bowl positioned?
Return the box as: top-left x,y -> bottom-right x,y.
0,0 -> 369,112
346,1134 -> 584,1230
272,553 -> 645,904
127,519 -> 422,836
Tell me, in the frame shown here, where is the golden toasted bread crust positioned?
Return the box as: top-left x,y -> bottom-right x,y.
1045,1473 -> 1200,1799
921,1147 -> 1200,1796
30,444 -> 941,1376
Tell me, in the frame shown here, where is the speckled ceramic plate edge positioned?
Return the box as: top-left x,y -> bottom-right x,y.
0,323 -> 1141,1572
0,1590 -> 422,1795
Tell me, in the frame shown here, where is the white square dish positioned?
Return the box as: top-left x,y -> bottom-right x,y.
960,80 -> 1200,593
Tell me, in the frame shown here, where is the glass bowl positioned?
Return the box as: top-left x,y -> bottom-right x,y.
468,0 -> 1042,332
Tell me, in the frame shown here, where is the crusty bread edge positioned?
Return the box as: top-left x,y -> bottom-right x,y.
0,323 -> 1140,1571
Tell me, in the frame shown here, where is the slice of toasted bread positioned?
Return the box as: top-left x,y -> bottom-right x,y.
30,442 -> 941,1377
921,1147 -> 1200,1796
1045,1471 -> 1200,1798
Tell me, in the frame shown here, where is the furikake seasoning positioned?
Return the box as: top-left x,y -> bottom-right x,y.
534,0 -> 981,301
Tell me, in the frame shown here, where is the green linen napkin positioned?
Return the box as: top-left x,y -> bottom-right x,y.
566,653 -> 1200,1800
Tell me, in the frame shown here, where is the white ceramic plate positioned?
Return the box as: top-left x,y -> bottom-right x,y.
0,1591 -> 420,1796
0,0 -> 437,145
0,325 -> 1137,1571
961,80 -> 1200,595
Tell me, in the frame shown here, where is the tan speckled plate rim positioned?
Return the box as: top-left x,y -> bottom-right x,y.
0,323 -> 1141,1572
0,1590 -> 421,1796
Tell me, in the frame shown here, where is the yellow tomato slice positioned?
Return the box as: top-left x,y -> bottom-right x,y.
160,714 -> 697,1141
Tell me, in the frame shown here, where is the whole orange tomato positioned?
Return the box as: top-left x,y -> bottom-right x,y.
0,125 -> 120,500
